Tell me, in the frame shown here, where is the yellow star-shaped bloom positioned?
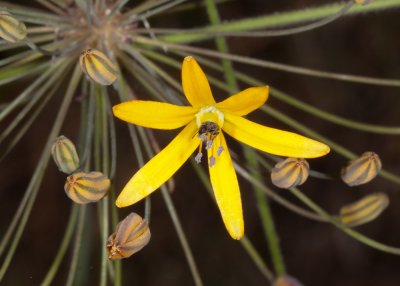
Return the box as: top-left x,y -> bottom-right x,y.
113,56 -> 330,240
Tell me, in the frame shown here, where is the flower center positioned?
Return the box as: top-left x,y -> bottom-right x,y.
194,106 -> 224,167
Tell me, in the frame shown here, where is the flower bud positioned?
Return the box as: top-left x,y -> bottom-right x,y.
64,171 -> 110,204
339,193 -> 389,227
107,213 -> 151,260
79,48 -> 117,85
271,158 -> 309,189
51,135 -> 80,174
273,275 -> 304,286
341,152 -> 382,186
0,10 -> 27,43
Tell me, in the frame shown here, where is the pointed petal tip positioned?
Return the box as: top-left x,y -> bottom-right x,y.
184,56 -> 194,62
115,197 -> 129,208
319,143 -> 330,156
227,225 -> 244,240
305,142 -> 330,158
112,104 -> 121,117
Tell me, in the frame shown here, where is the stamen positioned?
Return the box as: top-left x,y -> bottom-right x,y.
217,146 -> 224,156
198,134 -> 206,142
206,140 -> 213,150
195,152 -> 203,164
209,156 -> 216,167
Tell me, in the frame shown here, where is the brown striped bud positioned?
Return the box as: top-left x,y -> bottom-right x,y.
271,158 -> 309,189
107,213 -> 151,260
79,48 -> 117,85
0,10 -> 27,43
64,171 -> 110,204
341,152 -> 382,186
51,135 -> 80,174
339,193 -> 389,227
273,275 -> 304,286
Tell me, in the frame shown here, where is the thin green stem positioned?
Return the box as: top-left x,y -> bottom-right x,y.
240,237 -> 275,282
65,206 -> 87,286
139,1 -> 355,38
126,109 -> 203,285
260,105 -> 400,185
40,205 -> 79,286
160,0 -> 400,43
244,148 -> 286,276
204,0 -> 238,91
204,1 -> 283,278
160,186 -> 204,286
289,187 -> 400,255
99,87 -> 109,286
0,63 -> 82,282
134,36 -> 400,87
269,87 -> 400,135
190,160 -> 274,282
109,189 -> 122,286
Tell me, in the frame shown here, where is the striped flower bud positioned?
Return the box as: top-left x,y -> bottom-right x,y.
79,48 -> 117,85
273,275 -> 304,286
271,158 -> 309,189
51,135 -> 80,174
107,213 -> 151,260
339,193 -> 389,227
341,152 -> 382,187
0,10 -> 27,43
64,171 -> 110,204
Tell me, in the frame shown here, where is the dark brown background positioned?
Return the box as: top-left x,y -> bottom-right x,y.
1,0 -> 400,285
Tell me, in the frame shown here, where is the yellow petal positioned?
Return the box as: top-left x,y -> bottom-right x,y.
113,100 -> 197,130
208,133 -> 244,240
116,121 -> 199,207
182,56 -> 216,107
216,86 -> 269,116
223,114 -> 330,158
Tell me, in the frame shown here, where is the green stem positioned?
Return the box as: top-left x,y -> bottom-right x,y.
65,206 -> 87,286
260,105 -> 400,185
235,160 -> 400,255
204,0 -> 238,91
0,63 -> 81,282
134,36 -> 400,87
99,88 -> 109,286
269,87 -> 400,135
191,160 -> 274,282
289,188 -> 400,255
109,189 -> 122,286
240,237 -> 275,282
161,0 -> 400,43
204,0 -> 285,278
160,186 -> 204,286
40,205 -> 79,286
244,148 -> 286,276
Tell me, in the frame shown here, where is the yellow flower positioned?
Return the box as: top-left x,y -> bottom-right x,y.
113,56 -> 330,240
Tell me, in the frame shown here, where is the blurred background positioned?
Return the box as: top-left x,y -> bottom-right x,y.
1,0 -> 400,285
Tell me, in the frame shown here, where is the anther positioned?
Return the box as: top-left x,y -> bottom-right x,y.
209,156 -> 216,167
217,146 -> 224,156
195,153 -> 203,164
